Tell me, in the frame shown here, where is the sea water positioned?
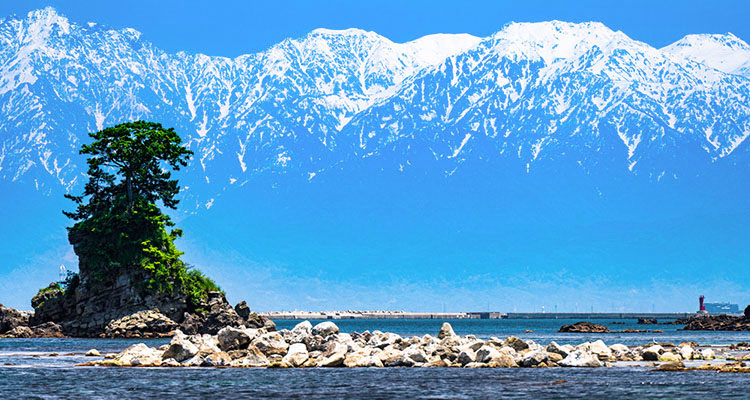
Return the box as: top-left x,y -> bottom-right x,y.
1,319 -> 749,399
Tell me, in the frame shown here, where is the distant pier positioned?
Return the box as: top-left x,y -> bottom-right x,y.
262,311 -> 506,320
262,311 -> 696,320
504,312 -> 695,320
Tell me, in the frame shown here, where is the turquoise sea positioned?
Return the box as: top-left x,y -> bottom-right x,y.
1,318 -> 749,399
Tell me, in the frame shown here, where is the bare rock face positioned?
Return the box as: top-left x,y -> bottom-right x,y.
28,276 -> 274,337
558,321 -> 611,333
0,303 -> 29,334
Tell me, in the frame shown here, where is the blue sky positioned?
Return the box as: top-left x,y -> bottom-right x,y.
1,1 -> 749,313
2,0 -> 749,57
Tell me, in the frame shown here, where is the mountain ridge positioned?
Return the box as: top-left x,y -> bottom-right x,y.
1,7 -> 749,206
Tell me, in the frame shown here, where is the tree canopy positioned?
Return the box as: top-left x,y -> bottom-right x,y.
63,121 -> 219,308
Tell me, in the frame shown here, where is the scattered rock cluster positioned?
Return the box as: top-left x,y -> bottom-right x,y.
79,321 -> 725,369
683,313 -> 750,331
558,321 -> 663,334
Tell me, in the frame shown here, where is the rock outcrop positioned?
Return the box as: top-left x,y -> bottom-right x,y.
558,321 -> 611,333
28,271 -> 273,337
682,312 -> 750,331
0,303 -> 29,334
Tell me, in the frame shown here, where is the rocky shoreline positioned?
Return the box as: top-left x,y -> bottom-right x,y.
72,321 -> 750,372
0,291 -> 275,339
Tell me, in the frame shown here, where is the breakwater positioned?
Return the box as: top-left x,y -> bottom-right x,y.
261,311 -> 504,320
505,313 -> 694,320
262,311 -> 695,320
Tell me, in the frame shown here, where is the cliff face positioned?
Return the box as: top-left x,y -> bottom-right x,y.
30,271 -> 191,336
28,232 -> 274,337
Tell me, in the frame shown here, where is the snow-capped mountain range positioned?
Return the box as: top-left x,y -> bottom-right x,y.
1,8 -> 749,202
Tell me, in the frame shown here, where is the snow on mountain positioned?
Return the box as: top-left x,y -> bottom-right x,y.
0,8 -> 749,203
663,33 -> 750,77
346,21 -> 750,176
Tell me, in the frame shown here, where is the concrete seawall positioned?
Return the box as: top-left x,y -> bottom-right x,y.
261,312 -> 696,320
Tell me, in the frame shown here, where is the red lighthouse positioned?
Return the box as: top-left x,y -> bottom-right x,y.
699,295 -> 706,313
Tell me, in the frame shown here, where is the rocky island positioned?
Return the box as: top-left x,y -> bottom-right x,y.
1,122 -> 274,339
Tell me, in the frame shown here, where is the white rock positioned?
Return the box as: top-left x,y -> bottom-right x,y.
559,349 -> 603,367
475,345 -> 502,363
253,332 -> 289,356
678,345 -> 694,360
85,349 -> 101,357
700,348 -> 715,360
642,345 -> 664,361
437,322 -> 456,339
457,349 -> 476,366
520,349 -> 549,367
312,321 -> 339,337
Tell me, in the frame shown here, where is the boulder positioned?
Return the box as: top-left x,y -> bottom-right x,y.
234,351 -> 270,367
282,343 -> 309,367
559,349 -> 603,367
503,336 -> 529,352
312,321 -> 339,337
368,332 -> 402,348
319,352 -> 346,367
85,349 -> 101,357
117,343 -> 163,366
437,322 -> 456,339
403,346 -> 429,364
252,331 -> 289,356
700,348 -> 715,360
520,349 -> 549,367
486,353 -> 518,368
642,345 -> 664,361
475,345 -> 502,363
581,340 -> 613,361
657,361 -> 685,371
658,351 -> 680,362
547,341 -> 572,357
234,301 -> 252,320
289,321 -> 312,343
217,326 -> 257,351
203,352 -> 232,367
161,330 -> 199,362
678,345 -> 694,360
457,349 -> 476,366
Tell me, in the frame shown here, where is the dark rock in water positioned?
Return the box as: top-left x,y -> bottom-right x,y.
558,321 -> 611,333
638,318 -> 658,325
0,303 -> 29,334
682,314 -> 750,331
745,305 -> 750,320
